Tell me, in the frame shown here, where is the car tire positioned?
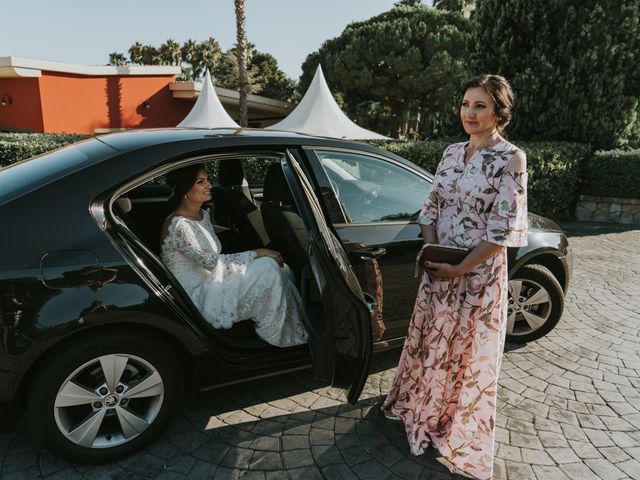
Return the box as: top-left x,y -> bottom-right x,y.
506,264 -> 564,344
27,331 -> 183,464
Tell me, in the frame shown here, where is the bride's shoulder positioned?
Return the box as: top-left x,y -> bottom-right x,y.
161,213 -> 180,243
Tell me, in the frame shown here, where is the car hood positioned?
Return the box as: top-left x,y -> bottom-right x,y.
528,213 -> 563,233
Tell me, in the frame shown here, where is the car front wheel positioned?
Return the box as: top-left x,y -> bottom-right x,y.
27,331 -> 183,464
506,264 -> 564,344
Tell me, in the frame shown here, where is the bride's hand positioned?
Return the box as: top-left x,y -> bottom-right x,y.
255,248 -> 284,267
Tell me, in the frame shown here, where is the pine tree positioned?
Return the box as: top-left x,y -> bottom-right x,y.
474,0 -> 640,148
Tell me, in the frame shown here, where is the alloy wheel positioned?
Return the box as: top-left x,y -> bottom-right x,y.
506,278 -> 552,337
53,354 -> 164,449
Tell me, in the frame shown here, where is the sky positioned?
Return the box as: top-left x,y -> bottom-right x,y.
1,0 -> 413,80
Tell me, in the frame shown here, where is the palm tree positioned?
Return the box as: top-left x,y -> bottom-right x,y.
234,0 -> 249,127
159,39 -> 182,65
198,37 -> 222,80
140,44 -> 160,65
108,52 -> 127,66
128,42 -> 144,64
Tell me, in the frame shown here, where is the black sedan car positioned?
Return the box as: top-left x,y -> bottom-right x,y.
0,129 -> 572,463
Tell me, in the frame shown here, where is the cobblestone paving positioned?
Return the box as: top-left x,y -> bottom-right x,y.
1,227 -> 639,479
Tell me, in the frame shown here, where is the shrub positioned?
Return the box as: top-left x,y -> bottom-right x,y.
367,139 -> 593,220
517,141 -> 592,220
0,133 -> 90,168
583,150 -> 640,199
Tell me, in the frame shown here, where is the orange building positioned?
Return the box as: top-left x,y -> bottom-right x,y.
0,57 -> 293,134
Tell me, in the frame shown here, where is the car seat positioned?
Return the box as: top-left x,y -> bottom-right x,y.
213,159 -> 270,249
260,163 -> 308,284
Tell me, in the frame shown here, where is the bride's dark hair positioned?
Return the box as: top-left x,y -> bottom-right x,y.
165,163 -> 207,209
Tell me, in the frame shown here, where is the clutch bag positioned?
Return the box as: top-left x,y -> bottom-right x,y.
414,243 -> 470,277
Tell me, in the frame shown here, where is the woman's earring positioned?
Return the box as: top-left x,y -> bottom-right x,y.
184,194 -> 188,200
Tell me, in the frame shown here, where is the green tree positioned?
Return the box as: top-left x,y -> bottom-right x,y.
114,38 -> 295,102
128,42 -> 144,64
251,52 -> 297,102
196,37 -> 223,79
300,1 -> 474,137
108,52 -> 127,66
473,0 -> 640,148
139,44 -> 160,65
433,0 -> 475,14
213,51 -> 240,89
159,39 -> 182,65
213,45 -> 296,102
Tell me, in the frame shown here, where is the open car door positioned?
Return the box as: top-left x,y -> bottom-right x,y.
284,150 -> 372,404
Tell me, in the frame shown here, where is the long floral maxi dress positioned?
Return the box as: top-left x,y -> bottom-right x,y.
381,141 -> 528,480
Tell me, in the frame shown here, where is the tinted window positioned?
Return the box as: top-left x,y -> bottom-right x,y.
315,150 -> 430,223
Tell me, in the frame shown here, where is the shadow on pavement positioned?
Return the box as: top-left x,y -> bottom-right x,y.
559,221 -> 640,237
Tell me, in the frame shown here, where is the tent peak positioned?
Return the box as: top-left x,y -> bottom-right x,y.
177,69 -> 240,128
267,64 -> 388,139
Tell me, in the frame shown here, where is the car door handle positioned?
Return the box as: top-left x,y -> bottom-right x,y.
350,247 -> 386,260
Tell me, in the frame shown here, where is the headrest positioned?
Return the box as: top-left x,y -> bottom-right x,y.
218,159 -> 245,186
263,163 -> 295,206
114,197 -> 132,214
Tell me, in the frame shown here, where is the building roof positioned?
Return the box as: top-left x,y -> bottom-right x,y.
0,56 -> 181,78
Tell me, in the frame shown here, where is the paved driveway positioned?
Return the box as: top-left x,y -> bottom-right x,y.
2,226 -> 639,480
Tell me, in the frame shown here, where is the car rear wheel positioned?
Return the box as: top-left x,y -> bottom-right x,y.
27,332 -> 183,464
506,264 -> 564,344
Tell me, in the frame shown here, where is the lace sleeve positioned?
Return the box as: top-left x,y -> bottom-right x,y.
218,250 -> 257,269
201,211 -> 257,269
172,218 -> 222,270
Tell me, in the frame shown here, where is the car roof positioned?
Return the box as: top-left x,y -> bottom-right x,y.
96,127 -> 428,174
97,127 -> 375,152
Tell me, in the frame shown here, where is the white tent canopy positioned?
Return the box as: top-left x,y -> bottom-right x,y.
177,70 -> 240,128
267,65 -> 388,139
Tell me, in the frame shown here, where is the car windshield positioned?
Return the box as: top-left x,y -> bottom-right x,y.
0,139 -> 115,206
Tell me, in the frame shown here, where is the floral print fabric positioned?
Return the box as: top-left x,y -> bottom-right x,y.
382,141 -> 527,479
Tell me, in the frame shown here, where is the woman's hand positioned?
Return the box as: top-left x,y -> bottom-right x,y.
255,248 -> 284,267
424,241 -> 504,279
424,261 -> 464,279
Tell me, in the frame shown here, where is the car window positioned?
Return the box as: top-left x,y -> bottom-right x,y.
243,156 -> 282,189
314,150 -> 431,223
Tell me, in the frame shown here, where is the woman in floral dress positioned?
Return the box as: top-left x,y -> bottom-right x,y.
382,74 -> 528,479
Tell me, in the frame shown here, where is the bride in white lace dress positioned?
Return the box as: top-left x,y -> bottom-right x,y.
160,164 -> 308,347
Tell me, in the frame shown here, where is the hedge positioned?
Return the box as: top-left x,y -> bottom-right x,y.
368,139 -> 593,220
0,133 -> 597,220
0,133 -> 90,168
582,149 -> 640,200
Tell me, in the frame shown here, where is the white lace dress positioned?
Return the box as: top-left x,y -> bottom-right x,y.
160,211 -> 308,347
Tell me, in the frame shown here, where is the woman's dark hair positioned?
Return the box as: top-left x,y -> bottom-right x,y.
165,163 -> 206,209
462,74 -> 515,135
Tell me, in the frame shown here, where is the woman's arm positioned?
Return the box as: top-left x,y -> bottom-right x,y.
421,224 -> 438,244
